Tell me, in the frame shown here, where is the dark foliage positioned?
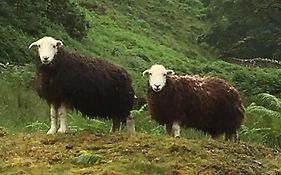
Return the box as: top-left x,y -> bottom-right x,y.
45,0 -> 88,40
0,0 -> 87,39
0,0 -> 88,63
199,0 -> 281,60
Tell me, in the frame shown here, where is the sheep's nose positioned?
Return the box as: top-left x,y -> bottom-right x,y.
43,56 -> 49,60
154,84 -> 160,88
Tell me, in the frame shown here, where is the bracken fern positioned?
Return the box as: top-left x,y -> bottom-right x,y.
242,93 -> 281,148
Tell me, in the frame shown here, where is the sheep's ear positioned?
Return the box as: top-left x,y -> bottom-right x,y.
28,41 -> 39,49
142,70 -> 150,76
166,69 -> 174,76
56,40 -> 63,47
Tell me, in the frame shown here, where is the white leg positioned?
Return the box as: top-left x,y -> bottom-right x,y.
47,105 -> 58,135
126,115 -> 135,135
172,122 -> 181,138
57,105 -> 67,133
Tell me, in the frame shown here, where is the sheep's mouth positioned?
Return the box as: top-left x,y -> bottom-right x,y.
41,60 -> 51,64
152,87 -> 162,92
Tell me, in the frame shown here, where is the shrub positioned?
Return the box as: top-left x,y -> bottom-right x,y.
242,93 -> 281,148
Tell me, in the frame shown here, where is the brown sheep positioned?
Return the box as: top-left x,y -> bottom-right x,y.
29,36 -> 135,134
143,64 -> 244,141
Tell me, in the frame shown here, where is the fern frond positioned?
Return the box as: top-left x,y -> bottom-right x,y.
241,125 -> 272,135
256,93 -> 281,112
26,121 -> 49,132
246,103 -> 281,119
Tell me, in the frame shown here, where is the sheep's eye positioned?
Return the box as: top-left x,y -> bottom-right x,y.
38,45 -> 40,48
53,45 -> 56,48
164,73 -> 167,76
149,73 -> 152,76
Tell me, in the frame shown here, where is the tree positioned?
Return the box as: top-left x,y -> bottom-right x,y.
0,0 -> 88,63
200,0 -> 281,60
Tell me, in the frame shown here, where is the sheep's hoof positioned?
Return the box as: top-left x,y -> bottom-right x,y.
47,128 -> 57,135
57,128 -> 67,134
127,128 -> 136,135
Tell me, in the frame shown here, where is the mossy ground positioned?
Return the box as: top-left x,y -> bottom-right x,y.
0,129 -> 280,175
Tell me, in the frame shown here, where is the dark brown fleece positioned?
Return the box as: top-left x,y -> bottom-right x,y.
147,75 -> 244,137
35,48 -> 134,120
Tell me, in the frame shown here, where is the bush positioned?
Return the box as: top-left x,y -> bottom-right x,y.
241,93 -> 281,148
0,0 -> 88,64
201,0 -> 281,60
45,0 -> 88,40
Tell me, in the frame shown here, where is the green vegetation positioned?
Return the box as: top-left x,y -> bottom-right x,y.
242,93 -> 281,148
0,0 -> 87,64
200,0 -> 281,59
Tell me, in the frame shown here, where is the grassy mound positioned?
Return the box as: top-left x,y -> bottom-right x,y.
0,131 -> 280,175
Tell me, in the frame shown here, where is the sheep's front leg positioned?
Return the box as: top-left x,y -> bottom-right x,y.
172,122 -> 181,138
57,105 -> 67,133
47,104 -> 58,135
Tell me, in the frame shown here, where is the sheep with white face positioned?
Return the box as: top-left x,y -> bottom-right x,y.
29,36 -> 136,135
29,36 -> 63,65
143,64 -> 174,92
143,64 -> 244,140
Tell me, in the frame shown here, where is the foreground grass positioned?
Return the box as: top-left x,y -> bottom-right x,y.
0,130 -> 280,175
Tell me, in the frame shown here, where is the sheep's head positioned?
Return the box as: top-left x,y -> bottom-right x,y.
29,36 -> 63,65
143,64 -> 174,92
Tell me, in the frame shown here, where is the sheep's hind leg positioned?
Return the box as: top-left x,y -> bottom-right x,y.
165,123 -> 173,136
172,122 -> 181,138
126,115 -> 135,135
57,105 -> 68,133
225,131 -> 239,142
211,134 -> 220,140
111,118 -> 121,132
47,104 -> 58,135
233,131 -> 239,142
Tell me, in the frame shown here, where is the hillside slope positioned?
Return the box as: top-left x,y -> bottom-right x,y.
0,130 -> 280,175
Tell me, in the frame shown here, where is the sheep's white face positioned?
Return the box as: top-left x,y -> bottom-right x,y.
29,36 -> 63,65
143,64 -> 174,92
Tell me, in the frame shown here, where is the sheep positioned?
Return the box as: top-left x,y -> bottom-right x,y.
29,36 -> 135,134
143,64 -> 244,141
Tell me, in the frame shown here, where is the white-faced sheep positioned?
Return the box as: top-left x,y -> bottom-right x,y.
143,64 -> 244,141
29,36 -> 135,134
